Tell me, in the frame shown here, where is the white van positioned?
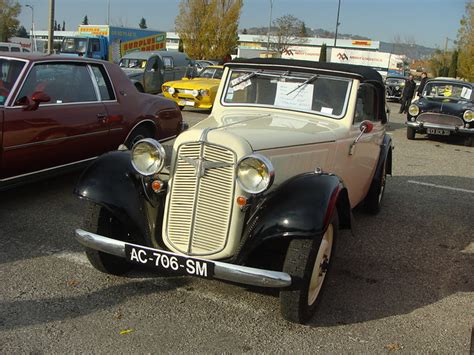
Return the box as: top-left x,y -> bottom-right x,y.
0,42 -> 30,53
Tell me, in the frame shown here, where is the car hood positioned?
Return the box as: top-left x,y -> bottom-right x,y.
416,97 -> 473,115
167,78 -> 220,89
190,110 -> 340,151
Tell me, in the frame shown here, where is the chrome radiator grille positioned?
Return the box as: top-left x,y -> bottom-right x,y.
166,142 -> 236,255
417,113 -> 464,127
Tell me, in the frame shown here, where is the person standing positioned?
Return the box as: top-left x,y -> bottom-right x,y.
416,72 -> 428,97
399,74 -> 416,114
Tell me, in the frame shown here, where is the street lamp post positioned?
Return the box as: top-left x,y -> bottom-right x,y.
334,0 -> 341,48
25,4 -> 36,52
266,0 -> 274,57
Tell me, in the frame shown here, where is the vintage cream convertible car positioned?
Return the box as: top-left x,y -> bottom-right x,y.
74,58 -> 393,324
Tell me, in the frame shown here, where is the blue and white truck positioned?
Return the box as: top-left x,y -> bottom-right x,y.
60,25 -> 166,63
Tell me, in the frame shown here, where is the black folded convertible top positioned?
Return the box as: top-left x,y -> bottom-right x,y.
226,57 -> 383,83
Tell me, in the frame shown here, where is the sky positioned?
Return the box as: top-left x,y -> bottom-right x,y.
16,0 -> 468,49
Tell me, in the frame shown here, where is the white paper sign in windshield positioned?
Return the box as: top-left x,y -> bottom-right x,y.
274,82 -> 314,111
461,87 -> 472,100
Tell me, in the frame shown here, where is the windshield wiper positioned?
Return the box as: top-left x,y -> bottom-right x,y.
230,71 -> 262,87
286,74 -> 319,96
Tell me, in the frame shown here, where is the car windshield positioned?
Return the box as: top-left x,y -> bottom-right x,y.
198,67 -> 223,79
423,82 -> 472,101
61,37 -> 88,54
386,78 -> 405,85
119,58 -> 148,69
0,58 -> 26,105
222,69 -> 352,118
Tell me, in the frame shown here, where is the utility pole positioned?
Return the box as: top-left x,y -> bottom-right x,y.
107,0 -> 111,25
25,5 -> 36,51
266,0 -> 274,57
48,0 -> 55,54
334,0 -> 341,48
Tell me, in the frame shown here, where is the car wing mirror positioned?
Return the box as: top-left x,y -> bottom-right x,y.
23,91 -> 51,111
349,120 -> 374,155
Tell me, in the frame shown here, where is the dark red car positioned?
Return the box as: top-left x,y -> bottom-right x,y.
0,53 -> 184,189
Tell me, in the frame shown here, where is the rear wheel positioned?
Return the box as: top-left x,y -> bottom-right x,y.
125,126 -> 153,149
83,203 -> 134,275
280,211 -> 338,324
135,83 -> 144,93
407,127 -> 416,140
365,158 -> 387,214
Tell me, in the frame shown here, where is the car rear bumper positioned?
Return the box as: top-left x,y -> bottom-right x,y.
75,229 -> 292,288
406,121 -> 474,135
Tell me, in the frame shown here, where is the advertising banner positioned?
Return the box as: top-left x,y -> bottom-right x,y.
281,46 -> 321,61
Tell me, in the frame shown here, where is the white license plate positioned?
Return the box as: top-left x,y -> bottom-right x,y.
125,244 -> 214,278
178,100 -> 195,107
427,128 -> 450,136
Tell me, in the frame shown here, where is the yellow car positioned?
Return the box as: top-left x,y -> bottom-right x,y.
162,66 -> 223,110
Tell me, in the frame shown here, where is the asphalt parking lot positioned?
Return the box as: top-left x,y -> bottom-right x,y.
0,102 -> 473,353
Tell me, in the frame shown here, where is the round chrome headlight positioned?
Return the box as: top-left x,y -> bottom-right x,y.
237,154 -> 274,194
463,110 -> 473,122
408,104 -> 420,116
168,87 -> 175,95
192,89 -> 200,97
131,139 -> 166,176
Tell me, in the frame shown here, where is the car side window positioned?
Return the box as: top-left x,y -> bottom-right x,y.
17,63 -> 98,104
90,65 -> 115,101
90,39 -> 100,52
162,56 -> 173,69
354,84 -> 378,124
146,57 -> 158,72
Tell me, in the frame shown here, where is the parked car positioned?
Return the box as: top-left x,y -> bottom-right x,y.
406,77 -> 474,146
384,75 -> 406,102
0,53 -> 185,190
74,58 -> 392,324
0,42 -> 30,53
119,51 -> 193,94
194,59 -> 219,72
162,65 -> 224,110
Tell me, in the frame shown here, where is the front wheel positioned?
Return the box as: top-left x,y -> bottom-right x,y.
83,203 -> 134,275
464,136 -> 474,147
280,211 -> 338,324
407,126 -> 416,140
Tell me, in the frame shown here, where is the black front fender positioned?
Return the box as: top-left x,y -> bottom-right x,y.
236,172 -> 350,263
74,151 -> 151,242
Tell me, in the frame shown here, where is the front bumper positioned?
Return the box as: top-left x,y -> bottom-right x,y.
75,229 -> 292,288
406,121 -> 474,135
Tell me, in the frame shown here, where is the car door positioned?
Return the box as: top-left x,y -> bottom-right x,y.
143,56 -> 161,93
162,55 -> 175,82
1,61 -> 110,179
335,83 -> 384,206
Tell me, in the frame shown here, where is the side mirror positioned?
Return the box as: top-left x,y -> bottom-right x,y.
23,91 -> 50,111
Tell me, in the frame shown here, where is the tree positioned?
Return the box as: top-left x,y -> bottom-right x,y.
16,25 -> 28,38
300,22 -> 308,37
175,0 -> 243,60
448,50 -> 459,78
139,17 -> 147,29
319,43 -> 327,62
62,21 -> 66,31
269,15 -> 307,55
0,0 -> 21,42
242,28 -> 247,34
429,49 -> 450,77
457,1 -> 474,81
82,15 -> 89,25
